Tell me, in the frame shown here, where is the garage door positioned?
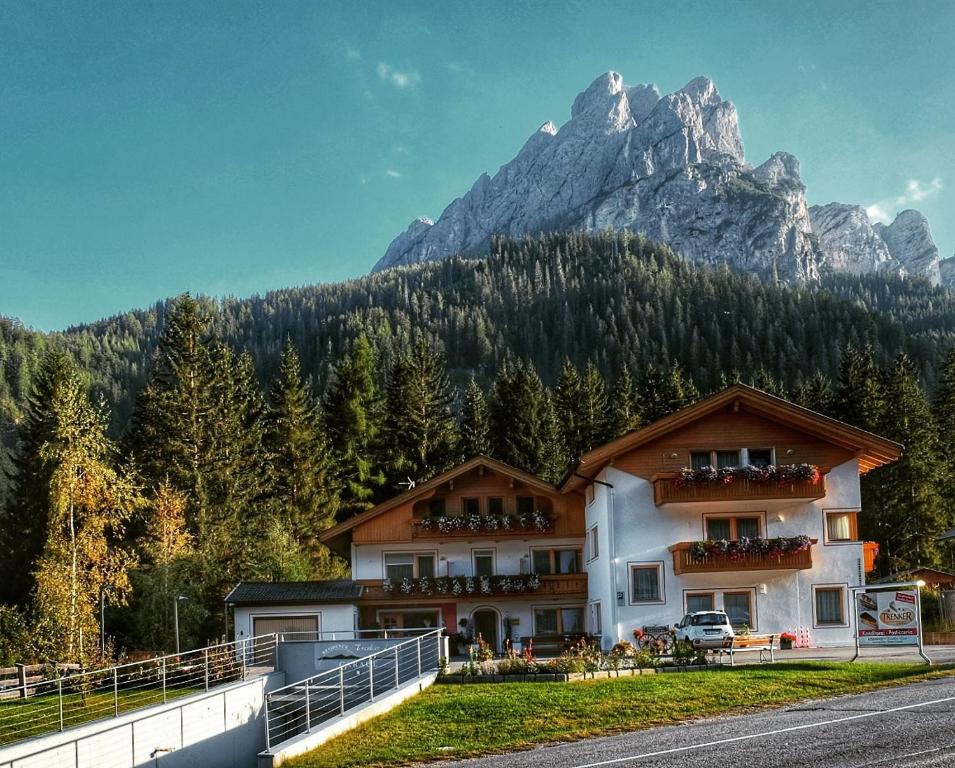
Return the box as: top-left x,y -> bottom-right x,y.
253,614 -> 320,641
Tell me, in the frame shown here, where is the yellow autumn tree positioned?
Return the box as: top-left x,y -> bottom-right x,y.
30,352 -> 139,665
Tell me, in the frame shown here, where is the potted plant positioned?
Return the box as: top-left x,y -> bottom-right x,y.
780,632 -> 796,650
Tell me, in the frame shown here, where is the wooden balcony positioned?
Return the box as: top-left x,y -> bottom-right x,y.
863,541 -> 879,573
358,573 -> 587,602
410,520 -> 554,540
652,473 -> 827,506
669,540 -> 816,575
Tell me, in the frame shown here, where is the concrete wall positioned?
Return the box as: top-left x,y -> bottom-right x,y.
585,459 -> 866,648
233,605 -> 357,642
0,673 -> 286,768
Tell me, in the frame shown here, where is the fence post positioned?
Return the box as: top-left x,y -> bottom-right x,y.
339,666 -> 345,715
264,694 -> 271,752
394,647 -> 400,689
58,677 -> 64,731
161,657 -> 167,702
417,638 -> 422,677
113,667 -> 119,717
15,663 -> 27,699
305,678 -> 311,732
204,649 -> 210,691
369,656 -> 375,701
241,638 -> 247,681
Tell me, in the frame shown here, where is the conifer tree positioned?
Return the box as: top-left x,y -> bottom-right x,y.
834,345 -> 885,432
323,335 -> 386,517
1,349 -> 77,604
863,355 -> 944,569
792,372 -> 836,416
578,361 -> 609,454
605,368 -> 642,439
932,348 -> 955,519
264,340 -> 343,576
554,359 -> 583,459
382,339 -> 458,489
458,378 -> 490,458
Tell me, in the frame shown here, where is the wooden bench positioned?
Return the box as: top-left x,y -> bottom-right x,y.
713,634 -> 778,666
519,634 -> 591,657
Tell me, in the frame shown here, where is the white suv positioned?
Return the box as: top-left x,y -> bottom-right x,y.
674,611 -> 735,649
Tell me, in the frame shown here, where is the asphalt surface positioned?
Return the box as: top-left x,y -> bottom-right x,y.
438,674 -> 955,768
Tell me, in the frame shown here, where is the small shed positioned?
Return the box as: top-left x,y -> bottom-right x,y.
225,580 -> 363,641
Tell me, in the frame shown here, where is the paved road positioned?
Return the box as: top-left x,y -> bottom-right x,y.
439,675 -> 955,768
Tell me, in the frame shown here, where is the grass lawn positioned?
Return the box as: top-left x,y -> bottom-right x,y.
0,685 -> 197,745
289,662 -> 955,768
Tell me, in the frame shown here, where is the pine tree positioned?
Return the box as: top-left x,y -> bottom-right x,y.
792,372 -> 836,416
323,335 -> 386,517
578,361 -> 609,455
605,368 -> 642,439
264,340 -> 343,576
554,359 -> 583,459
458,378 -> 490,458
932,348 -> 955,520
381,339 -> 458,490
835,345 -> 885,432
30,354 -> 138,663
863,355 -> 944,569
1,349 -> 77,605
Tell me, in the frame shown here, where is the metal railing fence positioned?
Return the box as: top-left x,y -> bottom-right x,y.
264,629 -> 443,750
0,633 -> 280,747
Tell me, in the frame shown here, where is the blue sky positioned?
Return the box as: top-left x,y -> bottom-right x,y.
2,1 -> 953,330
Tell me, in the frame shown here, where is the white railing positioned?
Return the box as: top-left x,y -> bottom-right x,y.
0,633 -> 280,747
263,629 -> 443,750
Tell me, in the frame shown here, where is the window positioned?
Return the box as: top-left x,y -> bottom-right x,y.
488,497 -> 504,516
686,592 -> 715,613
534,606 -> 584,636
716,450 -> 740,468
428,499 -> 445,516
691,451 -> 711,470
704,515 -> 762,540
814,586 -> 846,626
462,497 -> 480,515
473,549 -> 495,577
587,526 -> 599,562
825,511 -> 858,542
630,563 -> 664,603
723,592 -> 753,629
748,448 -> 773,467
588,602 -> 602,635
384,552 -> 436,580
532,548 -> 582,575
517,496 -> 535,515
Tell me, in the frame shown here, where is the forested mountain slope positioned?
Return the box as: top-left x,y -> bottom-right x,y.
4,232 -> 955,448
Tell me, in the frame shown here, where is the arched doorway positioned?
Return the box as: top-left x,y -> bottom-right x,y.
472,607 -> 500,652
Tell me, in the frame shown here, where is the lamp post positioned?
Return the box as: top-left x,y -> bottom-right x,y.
174,595 -> 189,654
99,584 -> 114,660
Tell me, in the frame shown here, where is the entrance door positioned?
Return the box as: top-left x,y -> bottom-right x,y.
472,609 -> 499,651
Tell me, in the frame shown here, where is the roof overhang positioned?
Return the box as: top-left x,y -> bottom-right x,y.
562,384 -> 903,492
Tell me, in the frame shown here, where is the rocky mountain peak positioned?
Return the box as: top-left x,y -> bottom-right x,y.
374,71 -> 941,287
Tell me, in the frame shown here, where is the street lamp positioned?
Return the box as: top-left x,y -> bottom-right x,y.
174,595 -> 189,654
99,584 -> 114,660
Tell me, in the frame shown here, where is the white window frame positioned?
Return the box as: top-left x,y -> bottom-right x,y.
812,583 -> 849,628
472,548 -> 496,577
382,550 -> 438,579
588,601 -> 602,636
823,509 -> 860,544
628,561 -> 665,605
586,525 -> 599,562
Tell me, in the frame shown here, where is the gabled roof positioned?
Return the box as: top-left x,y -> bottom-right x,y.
319,455 -> 561,546
224,580 -> 363,606
562,383 -> 903,492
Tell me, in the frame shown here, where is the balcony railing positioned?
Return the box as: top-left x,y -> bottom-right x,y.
358,573 -> 587,601
411,512 -> 553,539
669,539 -> 816,575
652,472 -> 827,505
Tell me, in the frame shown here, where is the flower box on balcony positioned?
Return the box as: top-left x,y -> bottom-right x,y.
669,536 -> 816,574
382,573 -> 542,598
653,465 -> 827,505
414,511 -> 553,537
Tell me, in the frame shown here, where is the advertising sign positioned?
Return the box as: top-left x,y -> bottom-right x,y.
856,589 -> 919,646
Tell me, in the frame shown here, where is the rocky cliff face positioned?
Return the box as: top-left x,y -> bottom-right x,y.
375,72 -> 941,286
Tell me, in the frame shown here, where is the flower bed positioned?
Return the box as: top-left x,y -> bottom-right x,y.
418,510 -> 553,534
676,463 -> 820,488
382,573 -> 541,597
689,535 -> 812,560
